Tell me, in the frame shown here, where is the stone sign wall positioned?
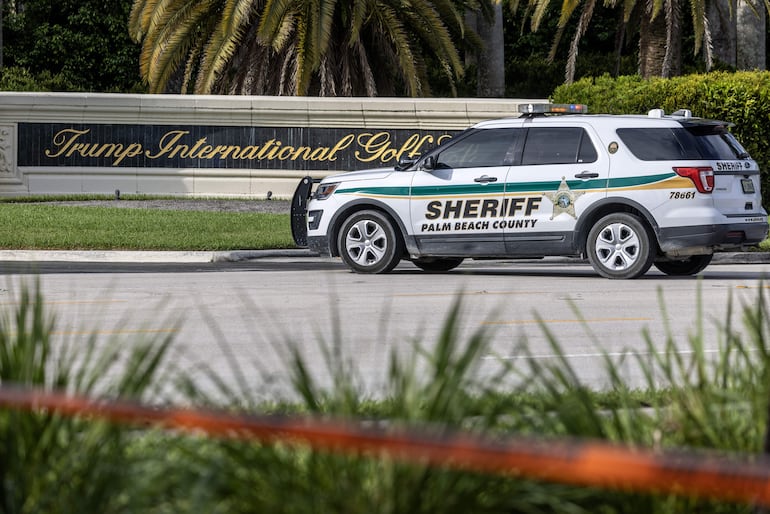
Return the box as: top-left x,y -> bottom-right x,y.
0,93 -> 541,198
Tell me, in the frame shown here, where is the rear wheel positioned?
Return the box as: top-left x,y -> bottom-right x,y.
412,257 -> 464,272
654,254 -> 713,276
337,210 -> 403,273
586,213 -> 655,279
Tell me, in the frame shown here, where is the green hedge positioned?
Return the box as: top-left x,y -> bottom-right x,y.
552,71 -> 770,208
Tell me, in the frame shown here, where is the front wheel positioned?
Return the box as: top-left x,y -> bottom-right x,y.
337,210 -> 403,273
412,257 -> 464,272
654,254 -> 713,276
586,213 -> 655,279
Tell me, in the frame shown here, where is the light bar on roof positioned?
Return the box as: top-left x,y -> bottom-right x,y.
518,103 -> 588,114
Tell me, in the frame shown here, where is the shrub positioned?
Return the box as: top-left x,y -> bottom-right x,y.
0,66 -> 84,92
552,71 -> 770,209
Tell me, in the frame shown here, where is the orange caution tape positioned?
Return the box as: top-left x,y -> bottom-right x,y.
0,386 -> 769,506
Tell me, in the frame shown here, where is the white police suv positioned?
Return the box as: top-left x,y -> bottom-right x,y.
291,104 -> 768,279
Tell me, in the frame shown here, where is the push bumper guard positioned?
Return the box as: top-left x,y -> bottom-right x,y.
290,176 -> 320,247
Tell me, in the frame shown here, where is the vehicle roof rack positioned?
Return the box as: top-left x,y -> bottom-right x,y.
648,108 -> 695,118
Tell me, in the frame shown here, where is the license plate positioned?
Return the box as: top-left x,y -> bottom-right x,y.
741,178 -> 755,194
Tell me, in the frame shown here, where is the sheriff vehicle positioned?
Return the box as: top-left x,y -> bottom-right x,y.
291,104 -> 768,279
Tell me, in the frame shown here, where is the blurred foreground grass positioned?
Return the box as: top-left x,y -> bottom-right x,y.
1,278 -> 770,513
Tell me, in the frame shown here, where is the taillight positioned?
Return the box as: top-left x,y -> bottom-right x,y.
673,167 -> 714,193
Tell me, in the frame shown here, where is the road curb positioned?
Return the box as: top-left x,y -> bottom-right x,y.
712,252 -> 770,264
213,249 -> 319,262
0,249 -> 767,264
0,250 -> 216,263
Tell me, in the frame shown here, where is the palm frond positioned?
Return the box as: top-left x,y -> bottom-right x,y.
145,1 -> 215,92
129,0 -> 160,41
196,0 -> 256,94
347,0 -> 369,42
556,0 -> 585,29
661,0 -> 680,76
138,0 -> 208,83
352,39 -> 378,96
530,0 -> 554,30
565,0 -> 597,82
688,0 -> 706,52
429,0 -> 468,36
371,4 -> 421,95
400,1 -> 463,77
649,0 -> 664,20
135,0 -> 470,96
621,0 -> 636,22
257,0 -> 296,49
316,0 -> 339,56
701,13 -> 713,68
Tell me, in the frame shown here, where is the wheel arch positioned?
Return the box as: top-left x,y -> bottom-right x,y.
326,199 -> 410,257
575,197 -> 661,255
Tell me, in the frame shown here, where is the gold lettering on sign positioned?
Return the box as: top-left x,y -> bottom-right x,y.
145,130 -> 188,160
45,128 -> 91,158
141,131 -> 358,164
43,128 -> 449,166
45,128 -> 143,166
355,132 -> 439,162
327,134 -> 355,161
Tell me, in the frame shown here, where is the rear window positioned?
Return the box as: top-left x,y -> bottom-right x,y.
616,127 -> 749,161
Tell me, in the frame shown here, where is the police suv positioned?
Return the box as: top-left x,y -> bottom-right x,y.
291,104 -> 768,279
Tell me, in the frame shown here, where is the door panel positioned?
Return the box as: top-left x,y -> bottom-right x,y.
410,166 -> 509,256
409,128 -> 521,256
504,125 -> 609,254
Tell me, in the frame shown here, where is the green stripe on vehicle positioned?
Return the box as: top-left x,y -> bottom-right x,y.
335,172 -> 677,198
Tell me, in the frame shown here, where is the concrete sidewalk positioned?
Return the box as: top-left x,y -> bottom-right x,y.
0,249 -> 318,263
0,249 -> 768,264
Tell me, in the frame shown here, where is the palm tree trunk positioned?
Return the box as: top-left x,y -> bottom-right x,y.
736,0 -> 766,69
639,14 -> 669,77
638,3 -> 682,78
708,0 -> 737,66
474,1 -> 505,97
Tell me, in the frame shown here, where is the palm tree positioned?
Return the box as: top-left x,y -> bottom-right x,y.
515,0 -> 706,81
708,0 -> 766,70
468,0 -> 506,96
129,0 -> 489,96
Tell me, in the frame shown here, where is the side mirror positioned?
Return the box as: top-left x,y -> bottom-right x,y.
421,155 -> 436,171
395,155 -> 418,171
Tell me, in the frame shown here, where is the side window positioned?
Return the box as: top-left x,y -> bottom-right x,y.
521,127 -> 597,165
616,128 -> 702,160
436,128 -> 522,169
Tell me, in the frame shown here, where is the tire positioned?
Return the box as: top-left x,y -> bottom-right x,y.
586,213 -> 655,279
654,254 -> 713,276
412,257 -> 464,272
337,210 -> 403,274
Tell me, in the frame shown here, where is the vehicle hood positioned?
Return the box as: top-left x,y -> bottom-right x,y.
323,167 -> 396,183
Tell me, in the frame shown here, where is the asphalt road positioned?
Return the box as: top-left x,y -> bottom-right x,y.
2,255 -> 769,400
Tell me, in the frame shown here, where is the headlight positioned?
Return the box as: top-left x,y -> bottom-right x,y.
314,182 -> 340,200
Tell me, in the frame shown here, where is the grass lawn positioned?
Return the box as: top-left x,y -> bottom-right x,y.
0,203 -> 295,250
2,198 -> 768,252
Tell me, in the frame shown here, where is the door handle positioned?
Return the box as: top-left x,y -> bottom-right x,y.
474,175 -> 498,183
574,171 -> 599,179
